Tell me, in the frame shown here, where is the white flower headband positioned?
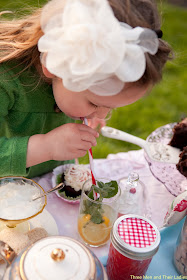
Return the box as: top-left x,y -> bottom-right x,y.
38,0 -> 159,96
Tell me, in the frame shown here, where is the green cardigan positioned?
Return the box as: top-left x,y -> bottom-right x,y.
0,62 -> 74,178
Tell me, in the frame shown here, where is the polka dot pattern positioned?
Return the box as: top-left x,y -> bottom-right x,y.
118,217 -> 157,248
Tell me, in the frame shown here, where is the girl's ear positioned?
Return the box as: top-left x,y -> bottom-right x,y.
42,65 -> 55,79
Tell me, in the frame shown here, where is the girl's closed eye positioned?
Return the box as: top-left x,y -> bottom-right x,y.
89,102 -> 98,109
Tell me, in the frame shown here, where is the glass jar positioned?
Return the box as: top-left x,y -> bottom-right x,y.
174,216 -> 187,276
106,214 -> 160,280
118,172 -> 144,216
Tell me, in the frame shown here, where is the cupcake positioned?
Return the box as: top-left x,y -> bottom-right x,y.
52,164 -> 92,203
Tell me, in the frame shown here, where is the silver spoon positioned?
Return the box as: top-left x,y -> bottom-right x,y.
32,182 -> 64,201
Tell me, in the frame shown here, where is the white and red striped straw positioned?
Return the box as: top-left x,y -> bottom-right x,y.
84,118 -> 97,200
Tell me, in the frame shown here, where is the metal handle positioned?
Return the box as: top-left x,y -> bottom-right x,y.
32,182 -> 64,201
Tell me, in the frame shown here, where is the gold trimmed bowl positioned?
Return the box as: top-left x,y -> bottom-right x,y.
0,176 -> 47,229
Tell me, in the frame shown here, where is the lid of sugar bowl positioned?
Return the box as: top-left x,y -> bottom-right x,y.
12,236 -> 102,280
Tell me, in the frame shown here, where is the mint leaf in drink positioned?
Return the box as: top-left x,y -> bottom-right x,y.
88,185 -> 103,202
83,199 -> 103,224
90,210 -> 103,224
88,189 -> 94,200
83,180 -> 118,224
97,180 -> 118,198
88,180 -> 118,199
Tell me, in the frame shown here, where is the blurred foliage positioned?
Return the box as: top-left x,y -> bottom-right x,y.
0,1 -> 186,163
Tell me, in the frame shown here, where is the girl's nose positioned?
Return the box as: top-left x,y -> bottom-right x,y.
89,107 -> 110,119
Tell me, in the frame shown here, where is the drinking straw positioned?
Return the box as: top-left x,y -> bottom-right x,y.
84,118 -> 97,199
75,158 -> 79,165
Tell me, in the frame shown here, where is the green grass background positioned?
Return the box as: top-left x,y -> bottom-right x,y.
0,0 -> 186,163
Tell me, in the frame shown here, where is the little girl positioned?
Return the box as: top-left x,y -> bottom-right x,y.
0,0 -> 172,178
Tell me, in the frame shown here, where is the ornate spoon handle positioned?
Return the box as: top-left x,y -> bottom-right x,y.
32,182 -> 64,201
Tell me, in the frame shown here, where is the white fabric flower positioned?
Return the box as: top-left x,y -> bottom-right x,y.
38,0 -> 159,96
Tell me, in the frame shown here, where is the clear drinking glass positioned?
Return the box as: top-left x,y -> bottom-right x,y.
77,178 -> 121,247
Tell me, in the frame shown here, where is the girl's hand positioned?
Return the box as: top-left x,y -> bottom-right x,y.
44,123 -> 99,161
87,117 -> 106,132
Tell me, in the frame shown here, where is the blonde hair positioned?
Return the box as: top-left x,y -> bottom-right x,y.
0,0 -> 172,86
0,9 -> 43,73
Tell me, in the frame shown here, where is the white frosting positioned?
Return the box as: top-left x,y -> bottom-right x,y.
0,182 -> 44,220
64,165 -> 92,192
149,142 -> 180,163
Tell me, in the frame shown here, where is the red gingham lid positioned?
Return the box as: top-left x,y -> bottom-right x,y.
111,215 -> 160,260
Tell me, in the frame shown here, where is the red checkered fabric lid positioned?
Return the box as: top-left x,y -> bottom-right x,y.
112,215 -> 160,259
117,217 -> 157,248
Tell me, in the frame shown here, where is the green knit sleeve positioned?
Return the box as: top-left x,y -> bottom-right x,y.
0,136 -> 30,176
0,65 -> 30,176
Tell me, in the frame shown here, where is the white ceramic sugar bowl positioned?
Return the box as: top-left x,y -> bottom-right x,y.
0,236 -> 108,280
